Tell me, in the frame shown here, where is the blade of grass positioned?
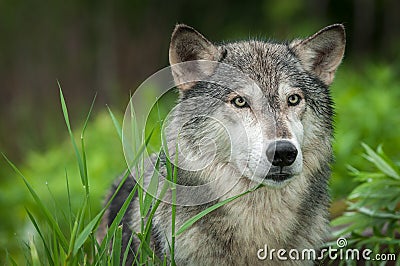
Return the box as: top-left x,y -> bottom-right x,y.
137,178 -> 169,263
80,92 -> 97,196
59,87 -> 98,260
125,129 -> 154,172
170,141 -> 179,265
72,202 -> 102,256
68,197 -> 88,258
135,98 -> 169,264
98,181 -> 138,255
5,250 -> 18,266
175,184 -> 263,236
26,209 -> 54,265
128,129 -> 154,223
128,97 -> 140,156
87,170 -> 136,263
2,153 -> 69,252
65,170 -> 74,233
138,121 -> 169,247
122,234 -> 134,265
58,82 -> 87,187
135,232 -> 163,265
45,181 -> 70,233
107,105 -> 122,141
81,92 -> 97,137
112,225 -> 123,265
29,236 -> 41,266
141,155 -> 161,218
53,230 -> 61,265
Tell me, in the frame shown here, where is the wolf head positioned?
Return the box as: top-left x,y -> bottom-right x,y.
166,24 -> 345,189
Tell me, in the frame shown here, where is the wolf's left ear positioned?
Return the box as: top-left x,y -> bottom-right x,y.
169,24 -> 222,90
290,24 -> 345,86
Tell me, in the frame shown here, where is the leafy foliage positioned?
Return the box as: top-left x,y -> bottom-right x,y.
331,144 -> 400,264
331,63 -> 400,198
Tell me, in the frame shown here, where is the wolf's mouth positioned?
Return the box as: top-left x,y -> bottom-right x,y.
265,173 -> 291,182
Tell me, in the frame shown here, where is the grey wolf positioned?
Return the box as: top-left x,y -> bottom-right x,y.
98,23 -> 345,265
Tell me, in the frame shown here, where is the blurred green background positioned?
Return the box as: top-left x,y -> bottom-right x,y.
1,0 -> 399,262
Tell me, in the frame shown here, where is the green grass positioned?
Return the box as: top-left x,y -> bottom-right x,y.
2,89 -> 140,264
2,88 -> 260,265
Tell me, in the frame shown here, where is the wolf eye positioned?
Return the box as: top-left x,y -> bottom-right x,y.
231,96 -> 248,108
287,94 -> 301,106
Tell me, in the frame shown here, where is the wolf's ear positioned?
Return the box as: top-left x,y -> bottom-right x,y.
290,24 -> 345,86
169,24 -> 222,90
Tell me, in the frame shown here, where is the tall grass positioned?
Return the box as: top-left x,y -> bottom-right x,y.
3,88 -> 139,264
3,88 -> 258,265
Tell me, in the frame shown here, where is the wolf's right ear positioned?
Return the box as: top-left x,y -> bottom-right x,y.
169,24 -> 222,90
290,24 -> 346,86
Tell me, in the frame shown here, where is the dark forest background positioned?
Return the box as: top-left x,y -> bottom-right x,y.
1,0 -> 399,160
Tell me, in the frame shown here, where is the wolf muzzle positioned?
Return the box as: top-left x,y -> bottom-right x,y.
265,140 -> 298,182
266,140 -> 298,167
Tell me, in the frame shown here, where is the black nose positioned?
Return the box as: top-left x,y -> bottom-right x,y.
266,141 -> 298,167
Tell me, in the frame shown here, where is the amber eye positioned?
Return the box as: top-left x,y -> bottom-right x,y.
231,96 -> 248,108
287,94 -> 302,106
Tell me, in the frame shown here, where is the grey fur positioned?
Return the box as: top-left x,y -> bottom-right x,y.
98,24 -> 345,265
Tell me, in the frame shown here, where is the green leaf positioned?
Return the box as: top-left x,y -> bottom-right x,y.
377,145 -> 400,173
73,210 -> 103,255
58,83 -> 87,187
122,234 -> 134,265
70,198 -> 89,256
175,184 -> 263,236
29,236 -> 41,266
356,206 -> 400,219
107,105 -> 122,141
112,225 -> 123,265
81,93 -> 97,138
135,232 -> 162,265
362,143 -> 400,180
80,93 -> 96,195
26,209 -> 54,265
5,251 -> 18,266
141,156 -> 161,218
99,181 -> 138,254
